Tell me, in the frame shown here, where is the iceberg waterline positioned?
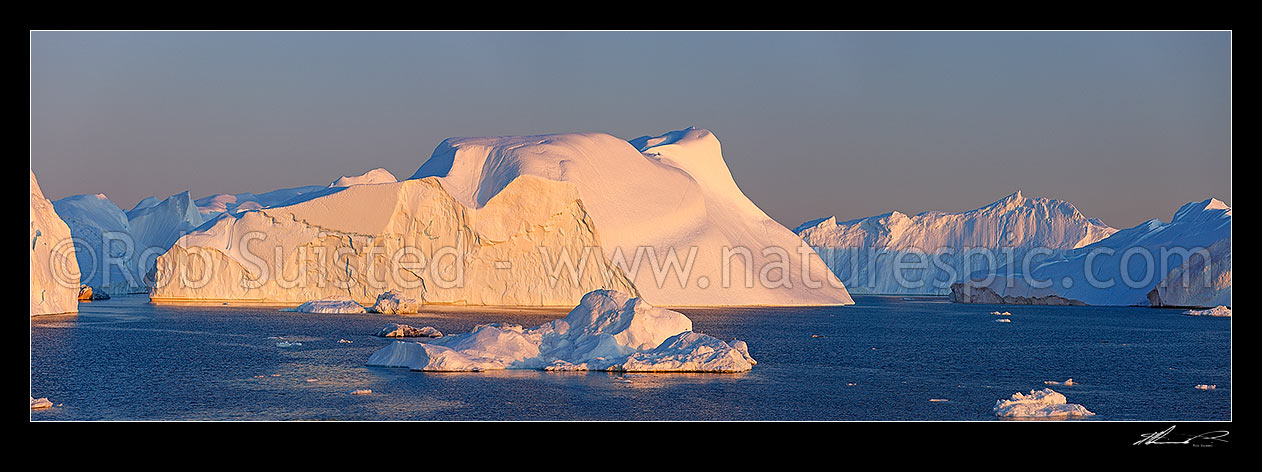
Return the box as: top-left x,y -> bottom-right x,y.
366,290 -> 756,372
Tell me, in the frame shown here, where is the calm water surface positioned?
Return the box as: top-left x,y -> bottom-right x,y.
30,295 -> 1231,421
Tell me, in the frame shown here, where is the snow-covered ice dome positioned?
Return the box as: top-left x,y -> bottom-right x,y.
367,290 -> 756,372
414,127 -> 853,306
330,168 -> 397,187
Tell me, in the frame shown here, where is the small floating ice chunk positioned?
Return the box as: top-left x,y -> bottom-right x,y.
338,339 -> 354,343
349,389 -> 373,395
929,398 -> 949,402
1195,384 -> 1217,390
1044,378 -> 1076,386
1185,306 -> 1231,317
281,298 -> 367,314
275,341 -> 303,348
30,397 -> 53,409
376,323 -> 443,338
994,388 -> 1094,418
991,311 -> 1012,316
995,318 -> 1011,323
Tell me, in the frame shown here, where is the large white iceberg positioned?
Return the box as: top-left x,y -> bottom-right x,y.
367,290 -> 756,372
152,173 -> 635,306
30,171 -> 79,316
952,198 -> 1231,307
152,128 -> 849,307
993,388 -> 1095,418
797,191 -> 1116,295
414,127 -> 853,306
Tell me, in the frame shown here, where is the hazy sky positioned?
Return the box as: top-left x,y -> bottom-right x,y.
30,31 -> 1230,229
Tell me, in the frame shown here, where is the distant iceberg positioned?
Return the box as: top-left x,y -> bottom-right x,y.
281,298 -> 367,314
1185,306 -> 1231,317
797,191 -> 1116,296
953,198 -> 1230,307
367,290 -> 756,372
993,388 -> 1094,418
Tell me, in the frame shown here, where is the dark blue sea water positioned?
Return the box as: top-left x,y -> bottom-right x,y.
29,295 -> 1230,421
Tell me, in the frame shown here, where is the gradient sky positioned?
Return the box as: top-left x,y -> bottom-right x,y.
30,31 -> 1230,229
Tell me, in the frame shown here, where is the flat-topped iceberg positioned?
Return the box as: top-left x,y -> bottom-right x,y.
367,290 -> 756,372
282,298 -> 367,314
993,388 -> 1095,418
153,127 -> 850,307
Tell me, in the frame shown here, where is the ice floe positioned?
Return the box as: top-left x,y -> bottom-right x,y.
349,389 -> 373,395
1044,378 -> 1076,386
281,298 -> 367,314
1195,384 -> 1217,390
993,388 -> 1095,418
30,396 -> 53,410
1185,306 -> 1231,317
994,318 -> 1011,323
376,323 -> 442,338
367,290 -> 755,372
